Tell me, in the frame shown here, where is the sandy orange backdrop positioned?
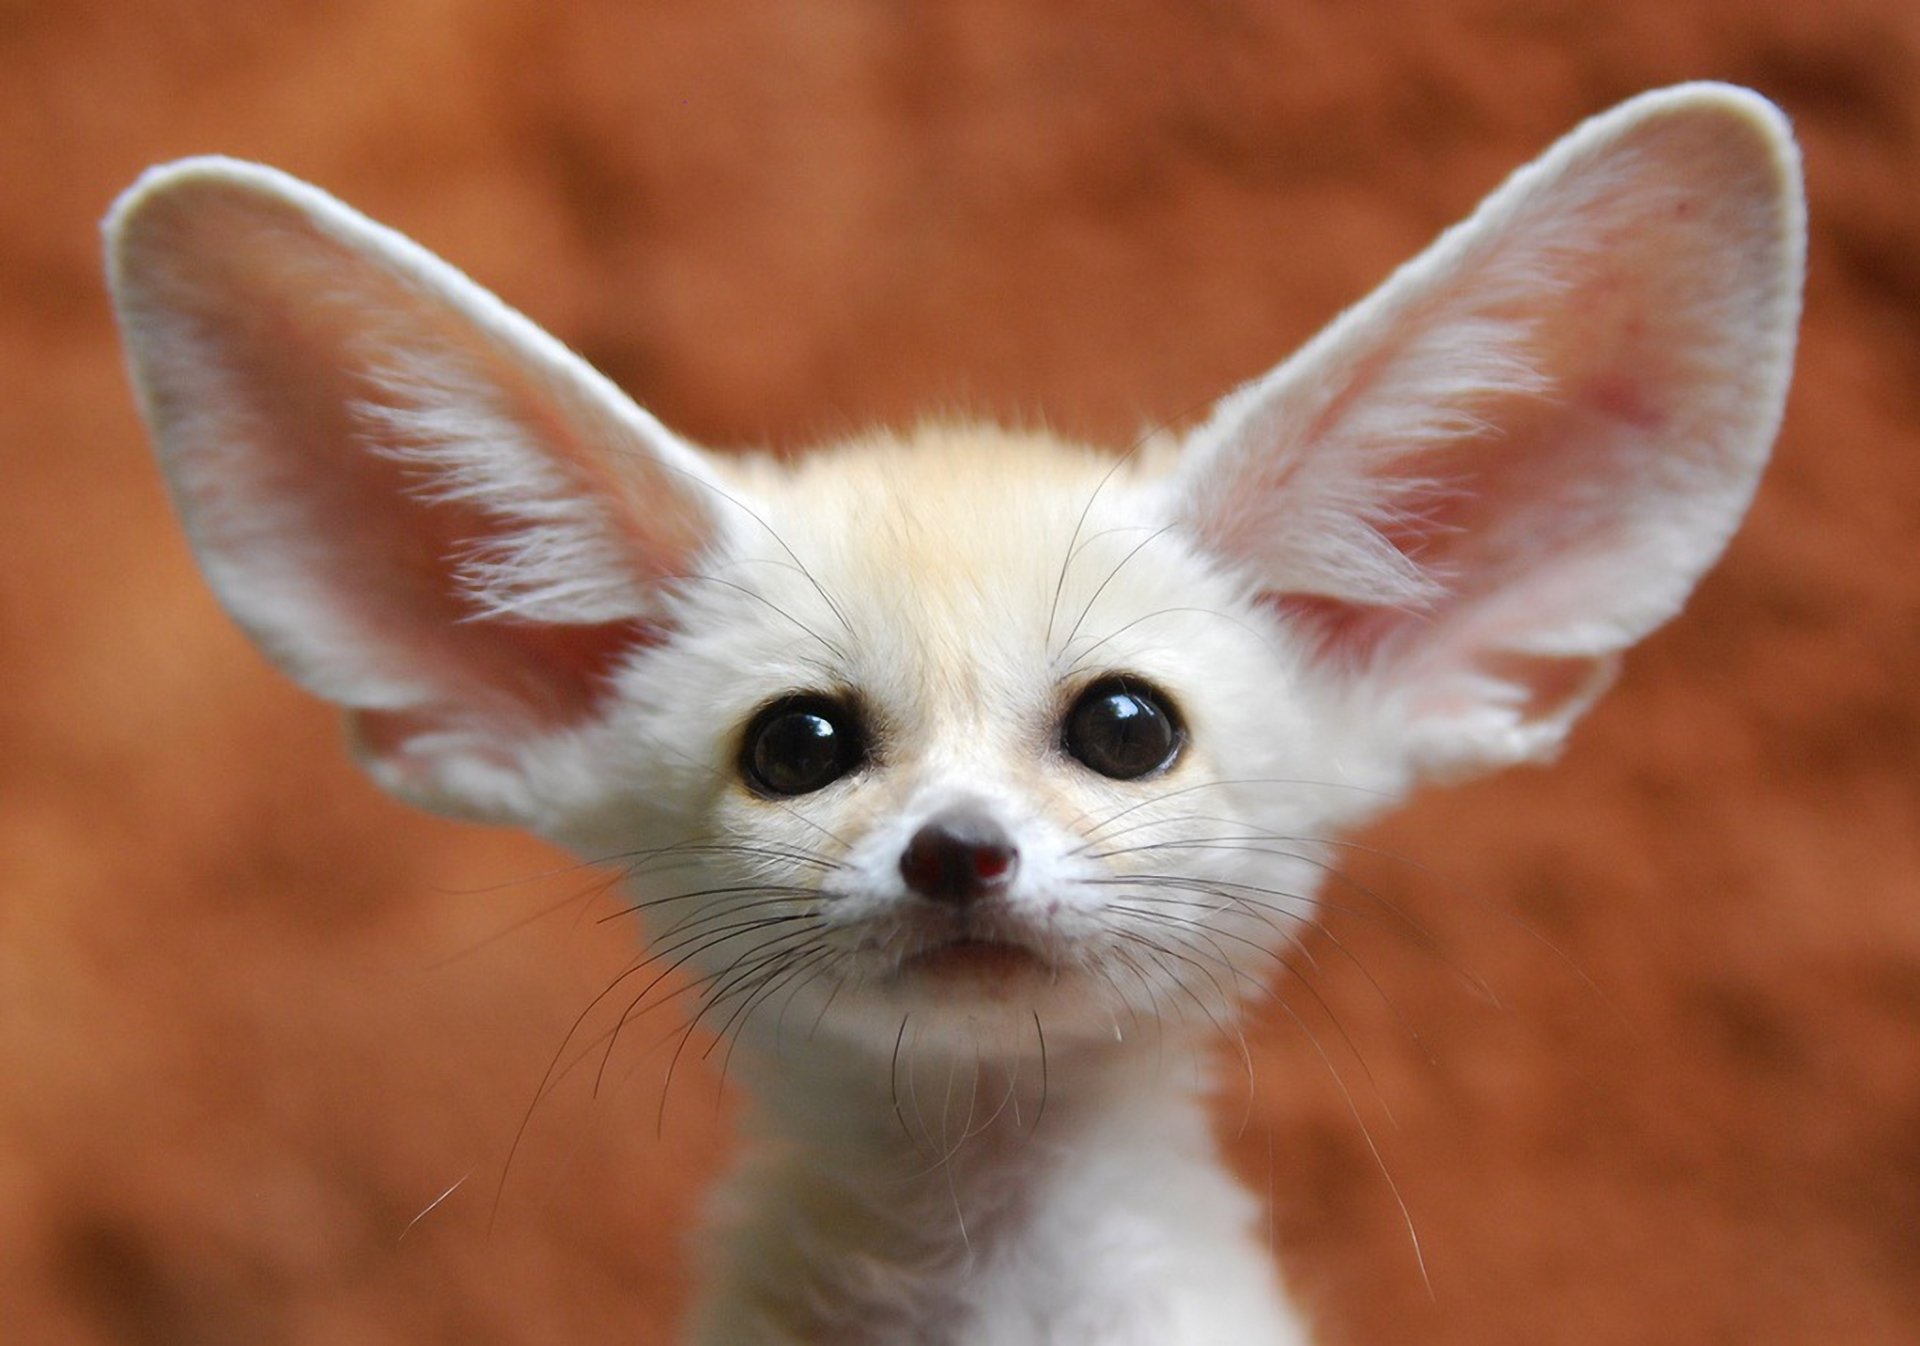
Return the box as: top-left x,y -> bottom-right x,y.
3,2 -> 1917,1342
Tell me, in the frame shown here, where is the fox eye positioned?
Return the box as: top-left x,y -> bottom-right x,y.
1062,677 -> 1184,780
742,695 -> 866,796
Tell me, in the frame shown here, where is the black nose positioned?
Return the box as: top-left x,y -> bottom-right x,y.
899,806 -> 1018,905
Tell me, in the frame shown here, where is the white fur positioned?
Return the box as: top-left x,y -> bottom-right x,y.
105,83 -> 1803,1344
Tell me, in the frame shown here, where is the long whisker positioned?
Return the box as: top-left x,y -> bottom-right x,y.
1046,440 -> 1142,648
656,924 -> 829,1129
494,892 -> 827,1228
598,882 -> 817,925
1087,830 -> 1494,1000
1030,1011 -> 1049,1134
705,944 -> 834,1065
1063,604 -> 1287,674
652,455 -> 856,640
890,1014 -> 914,1141
665,569 -> 847,662
616,918 -> 824,1096
418,831 -> 829,970
1267,979 -> 1433,1299
1115,935 -> 1237,1097
422,865 -> 631,969
1057,522 -> 1177,658
1044,389 -> 1229,653
1114,892 -> 1404,1124
1073,775 -> 1395,849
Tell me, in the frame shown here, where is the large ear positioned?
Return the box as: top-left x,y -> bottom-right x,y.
1171,84 -> 1805,780
106,158 -> 731,823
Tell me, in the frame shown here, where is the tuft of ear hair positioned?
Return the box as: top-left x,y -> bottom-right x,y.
1172,82 -> 1803,780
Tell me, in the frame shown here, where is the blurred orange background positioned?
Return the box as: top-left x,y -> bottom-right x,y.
4,2 -> 1918,1342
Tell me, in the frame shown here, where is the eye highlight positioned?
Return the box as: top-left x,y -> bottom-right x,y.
1062,676 -> 1184,780
741,694 -> 866,797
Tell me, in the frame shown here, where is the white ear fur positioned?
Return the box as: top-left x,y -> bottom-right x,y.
1172,83 -> 1805,780
106,157 -> 732,823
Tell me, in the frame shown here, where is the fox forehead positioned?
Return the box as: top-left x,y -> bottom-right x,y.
723,422 -> 1170,598
701,424 -> 1233,734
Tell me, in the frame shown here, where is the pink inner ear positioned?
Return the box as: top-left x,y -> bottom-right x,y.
115,164 -> 730,796
1581,367 -> 1668,435
1260,593 -> 1402,668
180,285 -> 668,737
349,615 -> 660,770
461,615 -> 666,725
1178,89 -> 1800,773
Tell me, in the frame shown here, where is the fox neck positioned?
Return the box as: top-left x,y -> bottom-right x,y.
754,1022 -> 1198,1177
693,1027 -> 1295,1345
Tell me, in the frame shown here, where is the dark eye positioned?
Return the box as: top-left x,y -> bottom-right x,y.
1062,677 -> 1183,780
741,695 -> 866,797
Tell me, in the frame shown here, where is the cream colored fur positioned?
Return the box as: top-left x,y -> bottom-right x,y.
105,84 -> 1803,1344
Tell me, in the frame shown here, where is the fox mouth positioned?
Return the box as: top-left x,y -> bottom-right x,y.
902,935 -> 1052,981
883,901 -> 1067,982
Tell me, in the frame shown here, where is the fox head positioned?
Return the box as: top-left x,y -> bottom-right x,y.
107,85 -> 1802,1057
